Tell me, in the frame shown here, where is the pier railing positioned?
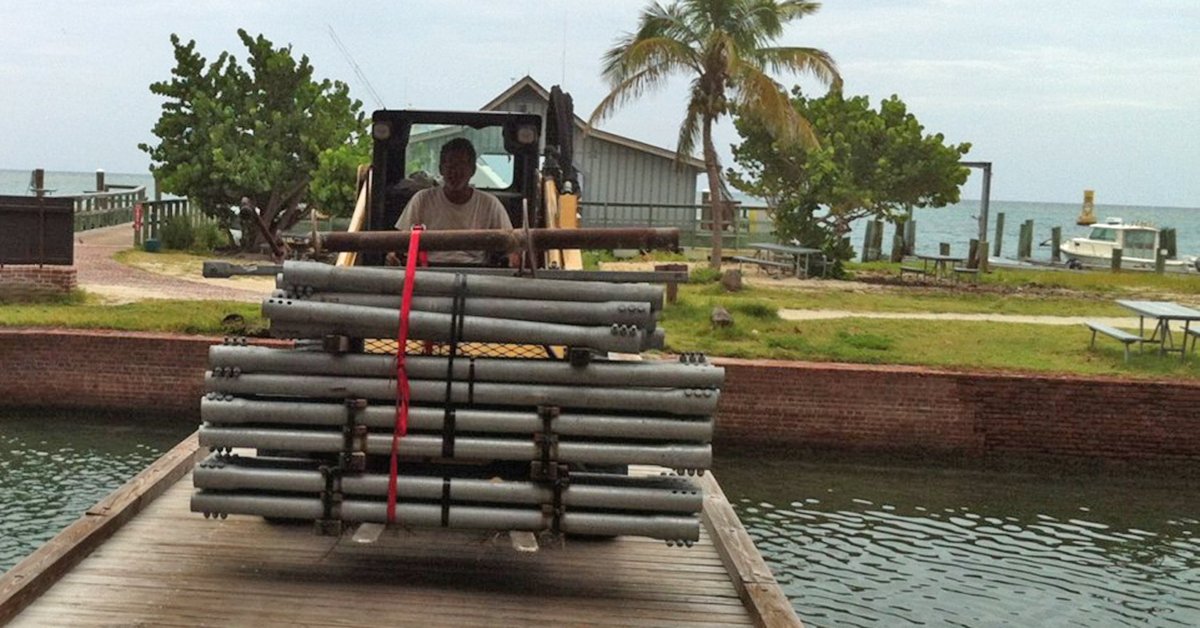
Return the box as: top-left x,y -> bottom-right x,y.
578,201 -> 776,249
134,198 -> 198,247
72,187 -> 147,232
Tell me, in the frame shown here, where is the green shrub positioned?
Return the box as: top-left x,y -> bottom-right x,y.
160,215 -> 195,250
191,219 -> 227,252
689,267 -> 722,283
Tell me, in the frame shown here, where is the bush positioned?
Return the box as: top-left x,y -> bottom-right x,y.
160,215 -> 195,250
689,267 -> 722,283
191,219 -> 227,252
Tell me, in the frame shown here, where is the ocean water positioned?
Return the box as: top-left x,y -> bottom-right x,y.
0,168 -> 156,197
844,199 -> 1200,262
716,454 -> 1200,627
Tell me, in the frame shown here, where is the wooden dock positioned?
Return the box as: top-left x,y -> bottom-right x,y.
0,434 -> 798,626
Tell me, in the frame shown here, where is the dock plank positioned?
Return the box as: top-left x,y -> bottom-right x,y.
6,461 -> 761,627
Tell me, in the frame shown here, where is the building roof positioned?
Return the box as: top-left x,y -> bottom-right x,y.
481,76 -> 705,171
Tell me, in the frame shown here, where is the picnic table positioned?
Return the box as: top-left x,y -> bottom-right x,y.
915,253 -> 966,280
1115,300 -> 1200,361
734,243 -> 824,278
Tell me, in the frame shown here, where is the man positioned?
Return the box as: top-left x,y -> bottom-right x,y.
391,138 -> 514,266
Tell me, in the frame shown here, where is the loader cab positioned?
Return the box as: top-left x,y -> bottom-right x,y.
366,110 -> 543,265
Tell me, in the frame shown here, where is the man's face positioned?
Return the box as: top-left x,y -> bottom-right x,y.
439,149 -> 475,193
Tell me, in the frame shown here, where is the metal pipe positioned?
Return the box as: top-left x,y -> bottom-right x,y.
190,492 -> 699,541
204,372 -> 719,416
315,227 -> 680,255
193,457 -> 702,512
197,427 -> 713,468
280,261 -> 664,310
201,397 -> 715,442
264,298 -> 652,353
208,345 -> 723,389
290,292 -> 657,329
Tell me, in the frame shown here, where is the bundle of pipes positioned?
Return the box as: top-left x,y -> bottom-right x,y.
194,258 -> 723,544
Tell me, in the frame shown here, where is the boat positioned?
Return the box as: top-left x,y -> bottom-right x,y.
1060,217 -> 1199,271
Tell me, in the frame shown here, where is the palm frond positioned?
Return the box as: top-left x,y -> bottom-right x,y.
729,61 -> 817,148
757,46 -> 842,89
676,80 -> 706,160
588,61 -> 681,127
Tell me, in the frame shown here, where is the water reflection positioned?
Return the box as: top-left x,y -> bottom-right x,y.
716,455 -> 1200,627
0,412 -> 193,572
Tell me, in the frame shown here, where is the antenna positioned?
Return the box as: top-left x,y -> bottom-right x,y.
327,24 -> 386,109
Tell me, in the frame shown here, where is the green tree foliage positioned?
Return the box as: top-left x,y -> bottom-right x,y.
588,0 -> 840,269
308,132 -> 371,218
140,30 -> 363,250
731,88 -> 971,268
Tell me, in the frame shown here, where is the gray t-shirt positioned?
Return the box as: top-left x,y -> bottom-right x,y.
394,187 -> 512,265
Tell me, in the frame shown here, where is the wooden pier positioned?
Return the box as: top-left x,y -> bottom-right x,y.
0,434 -> 798,627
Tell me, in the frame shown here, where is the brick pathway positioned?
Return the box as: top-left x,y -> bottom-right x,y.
75,224 -> 265,303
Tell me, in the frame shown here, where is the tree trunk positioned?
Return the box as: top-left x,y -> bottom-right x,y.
702,117 -> 724,270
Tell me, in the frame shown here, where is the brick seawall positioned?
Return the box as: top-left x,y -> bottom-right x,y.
0,266 -> 76,298
2,329 -> 1197,461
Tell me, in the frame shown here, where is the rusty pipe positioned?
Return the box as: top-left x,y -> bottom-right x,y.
314,227 -> 679,254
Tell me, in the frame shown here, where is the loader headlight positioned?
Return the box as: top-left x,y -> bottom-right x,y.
515,123 -> 538,145
372,121 -> 392,141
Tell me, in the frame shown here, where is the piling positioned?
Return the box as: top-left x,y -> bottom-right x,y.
32,169 -> 45,199
1155,249 -> 1166,274
861,221 -> 876,263
938,242 -> 950,256
871,220 -> 884,261
1051,227 -> 1061,263
1111,248 -> 1123,272
967,239 -> 979,269
1162,228 -> 1177,258
992,212 -> 1005,257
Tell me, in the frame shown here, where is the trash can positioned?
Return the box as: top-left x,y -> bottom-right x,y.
143,238 -> 161,253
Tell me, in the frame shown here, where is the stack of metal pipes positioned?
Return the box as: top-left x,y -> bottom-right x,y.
193,261 -> 723,544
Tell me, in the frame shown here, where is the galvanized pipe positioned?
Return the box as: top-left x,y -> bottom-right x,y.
289,292 -> 657,329
191,492 -> 699,541
315,227 -> 680,256
264,298 -> 653,353
193,457 -> 702,512
208,345 -> 723,389
204,372 -> 719,416
280,261 -> 664,310
197,427 -> 713,468
201,397 -> 714,442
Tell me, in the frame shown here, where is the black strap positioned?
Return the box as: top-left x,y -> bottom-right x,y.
467,358 -> 476,405
440,477 -> 452,527
440,274 -> 467,458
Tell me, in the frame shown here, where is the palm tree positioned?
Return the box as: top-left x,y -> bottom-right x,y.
589,0 -> 840,269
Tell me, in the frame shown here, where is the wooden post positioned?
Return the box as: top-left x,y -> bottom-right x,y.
1051,226 -> 1061,263
1155,249 -> 1166,274
967,239 -> 979,269
95,169 -> 105,193
890,227 -> 904,263
1017,221 -> 1030,259
977,239 -> 989,272
1163,228 -> 1177,258
870,219 -> 884,261
861,221 -> 875,263
1111,247 -> 1122,272
903,219 -> 916,256
32,168 -> 45,199
993,212 -> 1005,257
939,242 -> 950,256
655,263 -> 687,304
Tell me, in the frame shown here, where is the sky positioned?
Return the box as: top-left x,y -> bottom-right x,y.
1,0 -> 1198,207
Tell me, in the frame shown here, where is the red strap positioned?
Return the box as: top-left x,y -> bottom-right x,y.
387,227 -> 424,523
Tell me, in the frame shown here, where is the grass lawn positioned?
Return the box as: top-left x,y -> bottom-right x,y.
0,296 -> 262,335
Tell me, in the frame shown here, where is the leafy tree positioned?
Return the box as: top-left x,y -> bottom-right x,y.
731,88 -> 971,271
588,0 -> 840,269
140,29 -> 363,251
308,132 -> 371,219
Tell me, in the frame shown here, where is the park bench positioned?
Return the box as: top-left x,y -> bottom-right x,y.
898,265 -> 927,278
732,255 -> 793,277
952,266 -> 980,283
1085,321 -> 1142,362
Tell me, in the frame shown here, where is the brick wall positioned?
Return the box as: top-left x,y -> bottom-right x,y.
0,266 -> 77,298
2,329 -> 1197,461
714,358 -> 1200,461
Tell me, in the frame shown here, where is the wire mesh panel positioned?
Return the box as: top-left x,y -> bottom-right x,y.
363,339 -> 563,360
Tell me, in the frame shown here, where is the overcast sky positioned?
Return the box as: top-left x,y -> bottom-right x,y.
2,0 -> 1197,207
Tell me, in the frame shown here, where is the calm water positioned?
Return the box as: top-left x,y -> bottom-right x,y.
716,455 -> 1200,627
0,412 -> 193,572
844,199 -> 1200,262
0,168 -> 156,197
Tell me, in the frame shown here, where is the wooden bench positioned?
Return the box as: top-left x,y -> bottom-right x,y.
731,255 -> 793,276
952,266 -> 980,282
1186,327 -> 1200,356
1086,321 -> 1142,362
898,265 -> 927,278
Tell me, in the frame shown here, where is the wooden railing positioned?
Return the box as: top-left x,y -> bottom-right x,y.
578,201 -> 775,249
134,198 -> 197,247
72,187 -> 147,232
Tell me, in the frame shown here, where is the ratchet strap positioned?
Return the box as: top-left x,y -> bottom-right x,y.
387,226 -> 424,524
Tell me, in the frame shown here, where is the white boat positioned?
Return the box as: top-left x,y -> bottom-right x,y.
1060,218 -> 1199,271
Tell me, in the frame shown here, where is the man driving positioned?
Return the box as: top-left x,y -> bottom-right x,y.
390,138 -> 514,266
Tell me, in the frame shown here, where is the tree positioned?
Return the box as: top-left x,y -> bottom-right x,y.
140,30 -> 363,252
588,0 -> 840,268
308,132 -> 371,219
731,88 -> 971,271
